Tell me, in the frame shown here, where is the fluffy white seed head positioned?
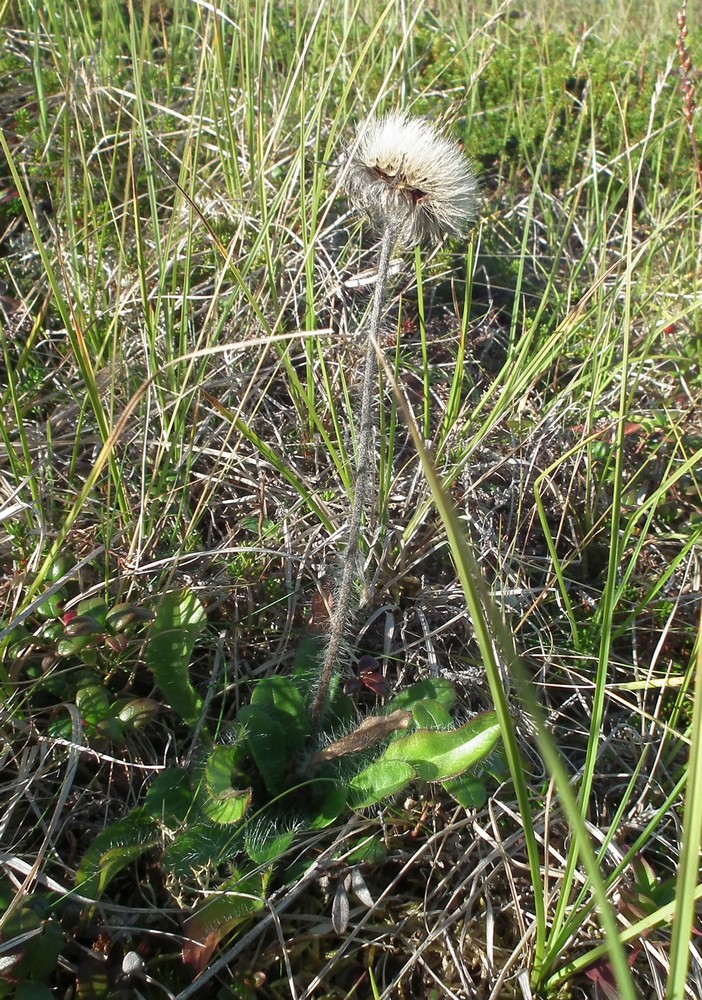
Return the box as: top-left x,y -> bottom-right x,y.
343,110 -> 479,245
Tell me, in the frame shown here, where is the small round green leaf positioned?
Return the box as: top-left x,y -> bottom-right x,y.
76,684 -> 111,727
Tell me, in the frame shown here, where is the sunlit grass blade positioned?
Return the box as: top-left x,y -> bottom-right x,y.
665,611 -> 702,999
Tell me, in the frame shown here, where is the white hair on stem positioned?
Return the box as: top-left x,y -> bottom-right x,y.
308,110 -> 478,745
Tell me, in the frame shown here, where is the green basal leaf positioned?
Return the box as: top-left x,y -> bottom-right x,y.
3,912 -> 63,986
162,820 -> 241,879
89,838 -> 156,899
250,675 -> 310,752
206,745 -> 248,800
202,787 -> 252,825
348,759 -> 417,809
345,834 -> 387,865
238,676 -> 313,794
305,781 -> 348,829
144,768 -> 196,828
292,631 -> 323,684
381,711 -> 501,781
95,715 -> 124,743
146,590 -> 206,729
327,686 -> 357,728
76,809 -> 160,899
384,678 -> 456,714
244,824 -> 297,865
293,635 -> 355,728
442,773 -> 488,809
238,704 -> 289,795
203,746 -> 252,824
412,699 -> 453,729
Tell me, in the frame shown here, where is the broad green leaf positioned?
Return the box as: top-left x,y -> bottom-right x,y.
105,603 -> 155,631
46,715 -> 72,740
412,700 -> 453,728
381,712 -> 501,781
442,774 -> 488,809
293,632 -> 324,682
482,749 -> 508,783
304,781 -> 348,829
34,590 -> 63,620
57,635 -> 92,657
292,636 -> 355,727
202,787 -> 252,825
238,704 -> 289,795
348,759 -> 416,809
5,916 -> 63,986
162,820 -> 242,878
239,677 -> 312,794
250,675 -> 310,750
144,768 -> 195,828
75,597 -> 109,624
206,745 -> 248,799
76,809 -> 160,899
244,824 -> 296,864
327,686 -> 357,728
203,746 -> 252,824
4,624 -> 33,657
84,835 -> 158,899
345,834 -> 387,865
384,678 -> 456,714
146,590 -> 206,728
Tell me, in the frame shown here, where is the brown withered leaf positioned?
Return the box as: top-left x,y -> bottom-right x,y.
310,709 -> 412,766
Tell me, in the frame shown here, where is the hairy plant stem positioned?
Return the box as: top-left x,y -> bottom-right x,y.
310,223 -> 399,737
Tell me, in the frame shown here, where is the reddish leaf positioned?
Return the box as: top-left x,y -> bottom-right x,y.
356,655 -> 389,697
182,874 -> 267,974
585,959 -> 621,999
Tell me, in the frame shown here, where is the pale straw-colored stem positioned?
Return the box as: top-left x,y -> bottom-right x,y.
310,223 -> 399,736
